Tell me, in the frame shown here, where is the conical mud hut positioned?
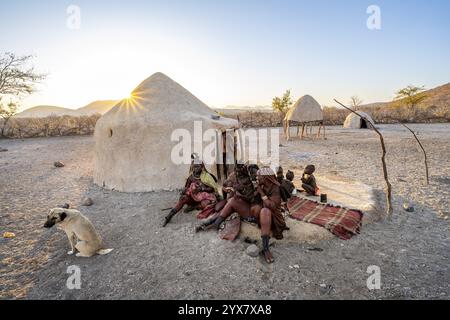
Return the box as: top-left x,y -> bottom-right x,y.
94,72 -> 239,192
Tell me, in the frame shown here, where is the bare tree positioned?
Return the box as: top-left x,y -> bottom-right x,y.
0,52 -> 45,96
0,52 -> 46,137
349,95 -> 363,111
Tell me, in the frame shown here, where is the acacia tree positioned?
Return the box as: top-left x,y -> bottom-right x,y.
394,85 -> 427,117
0,99 -> 18,137
272,89 -> 293,116
349,95 -> 363,111
0,52 -> 46,137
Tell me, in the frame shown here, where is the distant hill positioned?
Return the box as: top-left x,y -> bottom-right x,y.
213,105 -> 273,116
216,108 -> 272,117
16,100 -> 119,118
361,83 -> 450,109
15,83 -> 449,119
15,105 -> 78,118
416,82 -> 450,108
359,102 -> 386,109
76,100 -> 119,116
218,105 -> 272,110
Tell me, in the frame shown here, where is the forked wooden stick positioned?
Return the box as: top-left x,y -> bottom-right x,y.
398,123 -> 429,185
334,99 -> 393,217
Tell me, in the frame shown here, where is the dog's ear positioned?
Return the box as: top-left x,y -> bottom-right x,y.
59,211 -> 67,221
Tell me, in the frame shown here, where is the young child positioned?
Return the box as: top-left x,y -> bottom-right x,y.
301,165 -> 319,196
276,166 -> 284,184
282,170 -> 296,195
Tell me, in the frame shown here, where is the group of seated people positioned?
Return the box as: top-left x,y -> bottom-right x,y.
163,154 -> 318,264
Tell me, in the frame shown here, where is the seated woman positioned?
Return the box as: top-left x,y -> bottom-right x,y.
248,164 -> 260,183
225,162 -> 257,201
163,156 -> 219,227
197,166 -> 288,264
194,163 -> 250,221
196,161 -> 256,223
196,161 -> 257,225
301,164 -> 319,196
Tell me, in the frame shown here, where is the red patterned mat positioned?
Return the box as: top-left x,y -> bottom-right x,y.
287,196 -> 363,240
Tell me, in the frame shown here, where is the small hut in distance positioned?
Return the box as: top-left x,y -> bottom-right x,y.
343,111 -> 375,129
283,95 -> 325,140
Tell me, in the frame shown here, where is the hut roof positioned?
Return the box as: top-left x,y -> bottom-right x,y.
284,95 -> 323,123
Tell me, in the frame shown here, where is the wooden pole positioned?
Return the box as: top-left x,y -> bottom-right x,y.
286,121 -> 291,141
215,130 -> 221,182
398,123 -> 429,185
317,122 -> 324,139
334,99 -> 393,217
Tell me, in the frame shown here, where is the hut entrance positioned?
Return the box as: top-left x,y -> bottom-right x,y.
360,119 -> 368,129
215,128 -> 239,183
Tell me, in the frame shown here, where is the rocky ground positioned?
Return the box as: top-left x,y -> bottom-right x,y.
0,124 -> 449,300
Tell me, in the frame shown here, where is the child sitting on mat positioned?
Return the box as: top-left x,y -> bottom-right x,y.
301,165 -> 319,196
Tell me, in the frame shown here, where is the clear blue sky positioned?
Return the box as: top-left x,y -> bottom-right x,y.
1,0 -> 449,111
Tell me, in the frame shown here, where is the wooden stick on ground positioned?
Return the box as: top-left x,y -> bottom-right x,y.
334,99 -> 393,217
398,123 -> 429,185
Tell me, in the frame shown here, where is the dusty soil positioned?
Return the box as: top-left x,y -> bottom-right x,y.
0,124 -> 449,300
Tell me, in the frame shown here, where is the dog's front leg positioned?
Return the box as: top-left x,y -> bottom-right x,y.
66,231 -> 77,255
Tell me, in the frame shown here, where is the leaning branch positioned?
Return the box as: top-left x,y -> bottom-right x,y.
334,99 -> 393,217
398,123 -> 429,185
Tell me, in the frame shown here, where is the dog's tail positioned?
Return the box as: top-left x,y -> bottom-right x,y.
97,248 -> 113,255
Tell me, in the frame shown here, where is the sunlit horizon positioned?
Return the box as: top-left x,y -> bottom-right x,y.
2,0 -> 449,113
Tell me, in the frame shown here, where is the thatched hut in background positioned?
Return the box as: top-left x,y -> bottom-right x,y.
343,111 -> 375,129
283,95 -> 325,140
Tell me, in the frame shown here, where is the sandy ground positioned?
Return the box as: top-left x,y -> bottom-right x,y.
0,124 -> 449,300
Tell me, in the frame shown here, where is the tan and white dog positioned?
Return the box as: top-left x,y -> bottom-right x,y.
44,208 -> 113,257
